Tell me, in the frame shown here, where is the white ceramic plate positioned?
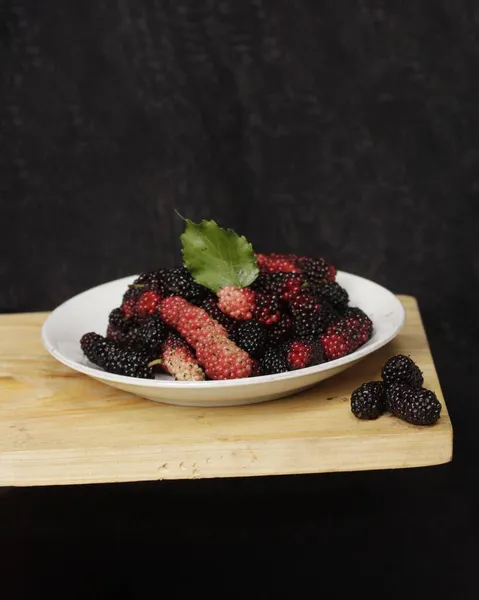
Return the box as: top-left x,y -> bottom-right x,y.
42,272 -> 405,407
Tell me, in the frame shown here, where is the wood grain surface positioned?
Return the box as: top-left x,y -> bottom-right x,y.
0,296 -> 452,487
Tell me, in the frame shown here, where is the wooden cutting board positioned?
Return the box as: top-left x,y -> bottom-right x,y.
0,296 -> 452,487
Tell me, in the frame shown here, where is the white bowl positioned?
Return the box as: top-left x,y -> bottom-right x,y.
42,272 -> 405,407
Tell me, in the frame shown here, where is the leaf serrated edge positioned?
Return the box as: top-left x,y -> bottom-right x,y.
180,217 -> 259,291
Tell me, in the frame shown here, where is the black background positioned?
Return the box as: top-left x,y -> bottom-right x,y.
1,1 -> 478,598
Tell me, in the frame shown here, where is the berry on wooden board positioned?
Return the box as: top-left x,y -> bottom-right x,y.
350,355 -> 440,426
382,354 -> 424,388
387,383 -> 441,426
351,381 -> 387,420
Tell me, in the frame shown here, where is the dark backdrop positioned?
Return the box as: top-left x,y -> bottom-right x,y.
1,1 -> 478,598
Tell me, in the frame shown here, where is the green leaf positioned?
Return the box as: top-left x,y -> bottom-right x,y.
180,219 -> 259,292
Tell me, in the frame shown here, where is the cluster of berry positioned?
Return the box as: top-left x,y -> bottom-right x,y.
351,355 -> 441,426
80,254 -> 373,381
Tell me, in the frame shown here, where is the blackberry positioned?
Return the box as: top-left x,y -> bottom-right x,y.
267,313 -> 294,347
104,346 -> 152,378
118,317 -> 142,347
250,273 -> 271,292
112,314 -> 167,355
386,384 -> 441,426
250,359 -> 263,377
132,271 -> 166,295
252,272 -> 306,301
314,281 -> 349,312
341,307 -> 373,344
80,332 -> 109,367
108,307 -> 126,329
106,311 -> 141,346
201,296 -> 236,333
233,321 -> 267,359
81,332 -> 124,369
290,294 -> 337,339
260,347 -> 289,375
317,302 -> 338,330
121,287 -> 142,317
351,381 -> 387,420
80,332 -> 153,379
297,256 -> 336,285
106,308 -> 129,341
161,267 -> 210,305
135,314 -> 168,355
253,292 -> 281,325
106,324 -> 121,342
382,355 -> 424,389
122,286 -> 142,304
344,306 -> 371,323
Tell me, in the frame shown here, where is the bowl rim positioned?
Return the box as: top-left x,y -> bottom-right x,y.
41,271 -> 406,389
